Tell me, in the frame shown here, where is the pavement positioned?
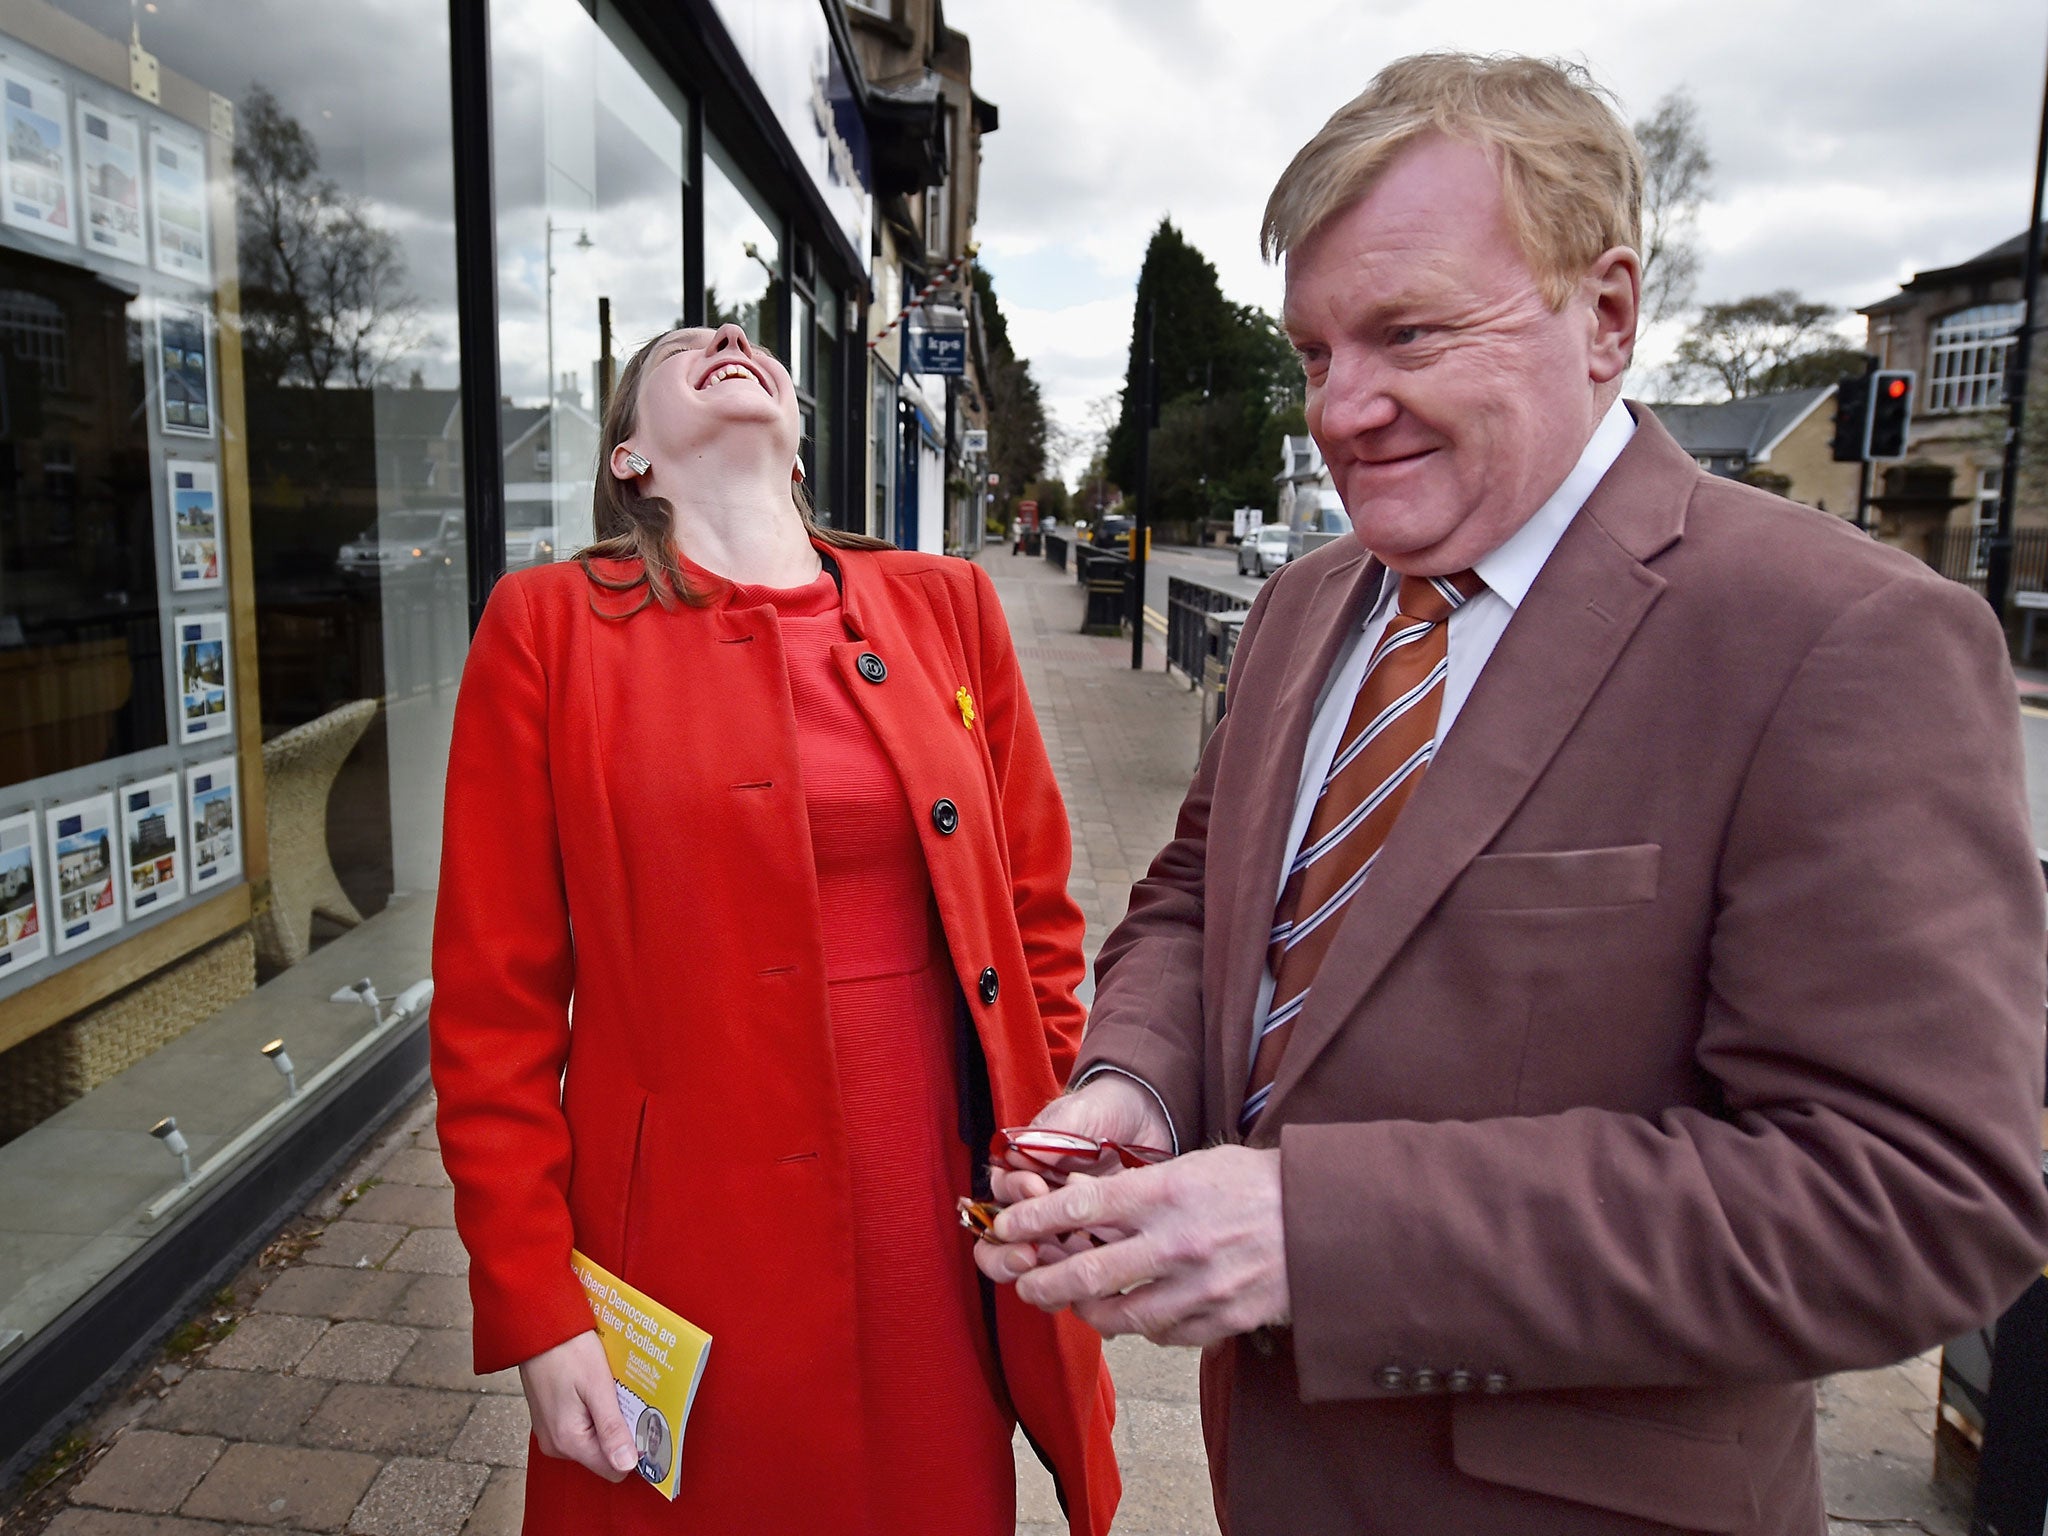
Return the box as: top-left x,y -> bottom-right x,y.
4,546 -> 1974,1536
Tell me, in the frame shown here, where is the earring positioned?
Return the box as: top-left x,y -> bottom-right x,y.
623,451 -> 651,476
792,457 -> 806,485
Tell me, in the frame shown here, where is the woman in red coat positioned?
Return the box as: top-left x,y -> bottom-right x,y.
430,323 -> 1119,1535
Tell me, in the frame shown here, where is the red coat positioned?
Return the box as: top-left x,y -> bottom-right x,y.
431,545 -> 1118,1535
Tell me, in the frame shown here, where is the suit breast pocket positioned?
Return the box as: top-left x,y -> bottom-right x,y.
1439,844 -> 1661,914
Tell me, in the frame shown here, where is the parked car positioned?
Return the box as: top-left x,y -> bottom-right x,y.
336,509 -> 464,577
1238,523 -> 1293,576
1090,514 -> 1134,552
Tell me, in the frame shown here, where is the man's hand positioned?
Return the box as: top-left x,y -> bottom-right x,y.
518,1330 -> 639,1481
973,1075 -> 1171,1283
992,1143 -> 1291,1348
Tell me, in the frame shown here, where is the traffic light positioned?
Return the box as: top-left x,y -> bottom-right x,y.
1866,371 -> 1913,460
1831,372 -> 1872,463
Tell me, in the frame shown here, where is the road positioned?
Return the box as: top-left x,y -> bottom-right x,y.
1139,541 -> 1267,631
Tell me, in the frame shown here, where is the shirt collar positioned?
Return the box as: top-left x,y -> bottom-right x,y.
1471,396 -> 1636,611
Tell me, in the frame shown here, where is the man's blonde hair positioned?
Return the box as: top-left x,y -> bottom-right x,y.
1261,53 -> 1642,309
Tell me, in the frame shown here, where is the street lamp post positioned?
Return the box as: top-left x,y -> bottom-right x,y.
544,220 -> 592,412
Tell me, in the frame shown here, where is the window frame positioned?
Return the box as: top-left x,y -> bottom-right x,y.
1923,302 -> 2022,415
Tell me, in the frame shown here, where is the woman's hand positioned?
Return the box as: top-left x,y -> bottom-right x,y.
517,1331 -> 640,1482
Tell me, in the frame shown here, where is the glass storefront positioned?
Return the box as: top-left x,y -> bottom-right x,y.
0,0 -> 465,1364
0,0 -> 873,1451
702,135 -> 781,349
491,0 -> 688,564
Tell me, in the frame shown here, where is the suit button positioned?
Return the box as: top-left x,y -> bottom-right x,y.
932,798 -> 959,835
856,651 -> 887,684
1410,1368 -> 1439,1392
1482,1371 -> 1510,1395
1445,1369 -> 1474,1394
1247,1327 -> 1276,1358
1376,1365 -> 1407,1392
977,967 -> 999,1004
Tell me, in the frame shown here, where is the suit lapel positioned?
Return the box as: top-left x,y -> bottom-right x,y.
1212,547 -> 1384,1126
1253,410 -> 1692,1130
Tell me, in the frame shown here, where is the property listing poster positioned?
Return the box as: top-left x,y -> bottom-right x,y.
119,774 -> 184,920
75,96 -> 145,265
0,809 -> 50,973
148,123 -> 207,281
157,303 -> 213,438
177,611 -> 233,743
46,793 -> 120,953
1,63 -> 75,244
166,458 -> 221,588
185,756 -> 240,890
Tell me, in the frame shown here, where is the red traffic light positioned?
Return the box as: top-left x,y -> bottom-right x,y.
1885,378 -> 1908,399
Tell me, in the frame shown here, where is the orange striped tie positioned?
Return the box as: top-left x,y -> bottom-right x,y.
1241,570 -> 1484,1131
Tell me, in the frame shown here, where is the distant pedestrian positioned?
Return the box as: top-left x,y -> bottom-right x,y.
433,322 -> 1118,1535
977,52 -> 2048,1536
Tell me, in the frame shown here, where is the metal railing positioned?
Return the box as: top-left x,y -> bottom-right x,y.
1166,575 -> 1246,685
1044,531 -> 1069,573
1928,527 -> 2048,594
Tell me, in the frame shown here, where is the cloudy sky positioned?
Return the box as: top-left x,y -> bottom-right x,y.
949,0 -> 2048,479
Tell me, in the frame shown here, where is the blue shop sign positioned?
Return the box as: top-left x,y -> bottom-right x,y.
908,328 -> 966,376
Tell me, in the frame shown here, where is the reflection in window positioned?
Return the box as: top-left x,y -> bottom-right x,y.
704,137 -> 781,350
492,0 -> 687,561
0,272 -> 163,786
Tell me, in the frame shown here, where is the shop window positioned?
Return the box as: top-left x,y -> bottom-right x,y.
0,0 -> 463,1365
703,135 -> 782,352
492,0 -> 688,565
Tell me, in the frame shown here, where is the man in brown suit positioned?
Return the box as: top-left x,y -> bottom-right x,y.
976,53 -> 2048,1535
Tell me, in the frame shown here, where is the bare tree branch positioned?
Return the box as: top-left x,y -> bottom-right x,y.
1634,89 -> 1713,326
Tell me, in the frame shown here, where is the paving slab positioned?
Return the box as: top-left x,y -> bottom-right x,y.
205,1316 -> 329,1374
343,1459 -> 489,1536
298,1385 -> 475,1457
144,1371 -> 331,1441
177,1443 -> 380,1529
252,1267 -> 416,1323
390,1329 -> 519,1395
383,1230 -> 468,1277
386,1275 -> 473,1331
458,1468 -> 522,1536
46,1513 -> 239,1535
70,1432 -> 224,1515
300,1225 -> 407,1272
446,1399 -> 529,1468
378,1150 -> 453,1189
295,1323 -> 420,1384
343,1185 -> 456,1230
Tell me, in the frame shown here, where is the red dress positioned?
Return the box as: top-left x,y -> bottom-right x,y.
730,569 -> 1015,1535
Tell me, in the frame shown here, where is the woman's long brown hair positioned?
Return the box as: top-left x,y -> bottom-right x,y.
579,328 -> 890,615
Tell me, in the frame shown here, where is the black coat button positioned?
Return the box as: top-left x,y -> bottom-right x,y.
1410,1368 -> 1438,1392
1247,1327 -> 1277,1358
1375,1365 -> 1407,1391
1445,1369 -> 1475,1394
977,967 -> 999,1005
855,651 -> 886,684
932,798 -> 959,835
1482,1371 -> 1510,1395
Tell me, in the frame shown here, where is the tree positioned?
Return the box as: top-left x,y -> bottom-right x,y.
1107,220 -> 1306,535
235,85 -> 428,391
972,267 -> 1048,517
1670,292 -> 1844,401
1633,89 -> 1712,325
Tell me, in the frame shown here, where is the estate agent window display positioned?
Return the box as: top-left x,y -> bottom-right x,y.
0,16 -> 263,1148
